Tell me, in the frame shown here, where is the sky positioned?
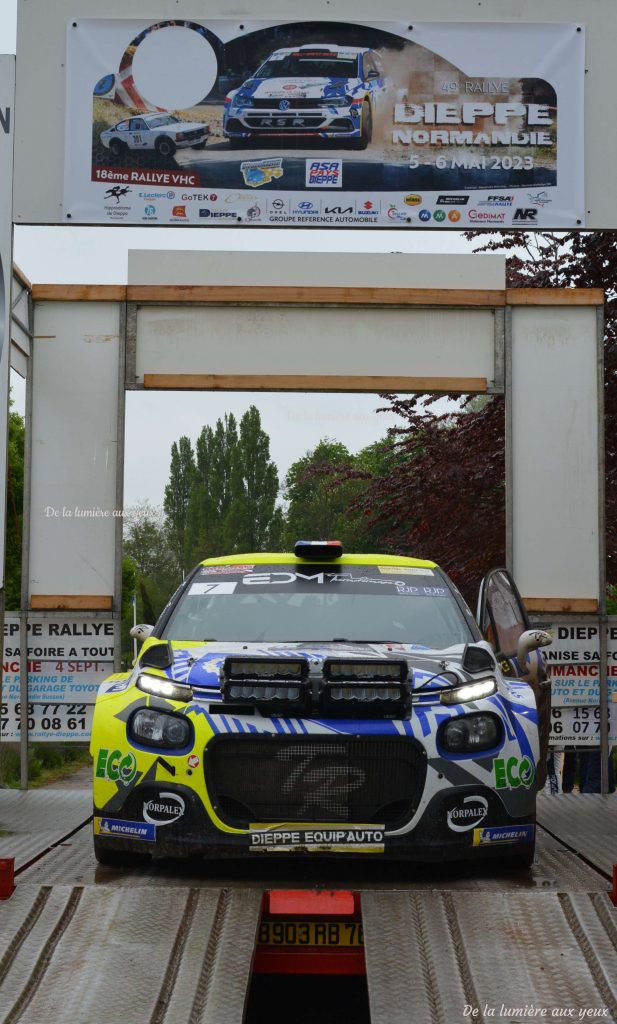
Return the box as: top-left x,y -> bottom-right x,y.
3,4 -> 471,508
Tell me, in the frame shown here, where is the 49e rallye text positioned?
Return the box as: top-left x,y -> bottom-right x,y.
90,543 -> 551,868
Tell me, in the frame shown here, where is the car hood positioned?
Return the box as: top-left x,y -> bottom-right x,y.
242,78 -> 361,101
162,640 -> 483,696
155,121 -> 209,135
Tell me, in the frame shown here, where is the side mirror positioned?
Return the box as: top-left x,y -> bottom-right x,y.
130,623 -> 154,642
517,629 -> 552,665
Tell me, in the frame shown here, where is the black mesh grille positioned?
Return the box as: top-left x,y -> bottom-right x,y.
205,736 -> 426,827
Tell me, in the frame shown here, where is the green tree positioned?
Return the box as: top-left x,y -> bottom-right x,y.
282,437 -> 394,553
184,414 -> 239,564
124,501 -> 180,631
163,436 -> 195,573
4,401 -> 25,610
225,406 -> 280,552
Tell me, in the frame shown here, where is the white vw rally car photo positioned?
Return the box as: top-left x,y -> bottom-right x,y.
223,44 -> 388,149
100,113 -> 209,158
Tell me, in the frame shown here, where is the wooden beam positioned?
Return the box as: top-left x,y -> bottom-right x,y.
523,597 -> 599,614
506,288 -> 604,306
30,595 -> 114,611
32,285 -> 127,302
127,285 -> 506,307
143,373 -> 488,394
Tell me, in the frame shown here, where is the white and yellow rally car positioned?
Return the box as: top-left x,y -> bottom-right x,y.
91,542 -> 551,867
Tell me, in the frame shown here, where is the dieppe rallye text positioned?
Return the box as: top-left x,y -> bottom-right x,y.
91,547 -> 548,867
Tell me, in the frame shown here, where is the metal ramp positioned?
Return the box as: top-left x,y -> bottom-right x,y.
0,885 -> 261,1024
362,890 -> 617,1024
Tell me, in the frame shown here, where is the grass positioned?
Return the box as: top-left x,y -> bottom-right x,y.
0,743 -> 91,789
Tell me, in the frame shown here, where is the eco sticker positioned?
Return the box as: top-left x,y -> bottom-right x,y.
95,748 -> 138,783
493,756 -> 535,790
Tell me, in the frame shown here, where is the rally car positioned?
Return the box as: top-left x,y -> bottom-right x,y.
223,44 -> 388,149
90,542 -> 551,868
100,113 -> 209,158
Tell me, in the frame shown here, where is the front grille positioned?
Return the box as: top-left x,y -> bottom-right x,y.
245,115 -> 326,129
205,736 -> 426,827
252,98 -> 343,110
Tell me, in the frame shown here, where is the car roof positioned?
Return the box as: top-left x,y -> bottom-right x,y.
268,45 -> 367,57
200,552 -> 438,568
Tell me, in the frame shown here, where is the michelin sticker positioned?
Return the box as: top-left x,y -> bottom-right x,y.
473,824 -> 535,847
249,826 -> 385,852
94,817 -> 156,841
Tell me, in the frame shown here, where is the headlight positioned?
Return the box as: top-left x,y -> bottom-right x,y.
440,713 -> 502,753
129,708 -> 191,749
234,92 -> 253,107
136,673 -> 193,703
440,678 -> 497,705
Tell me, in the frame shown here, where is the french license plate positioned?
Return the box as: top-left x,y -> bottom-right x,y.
258,920 -> 363,947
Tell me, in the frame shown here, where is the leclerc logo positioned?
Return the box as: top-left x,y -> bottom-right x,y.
172,205 -> 187,217
513,208 -> 538,223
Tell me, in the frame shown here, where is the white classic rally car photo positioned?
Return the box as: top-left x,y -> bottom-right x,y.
223,44 -> 388,148
100,113 -> 209,158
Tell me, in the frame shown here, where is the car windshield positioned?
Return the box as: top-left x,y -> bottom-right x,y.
161,564 -> 477,648
256,54 -> 359,79
147,115 -> 180,128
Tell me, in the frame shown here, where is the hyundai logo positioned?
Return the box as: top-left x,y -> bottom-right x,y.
278,99 -> 290,111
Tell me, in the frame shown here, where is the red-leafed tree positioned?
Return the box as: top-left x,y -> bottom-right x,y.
333,232 -> 616,607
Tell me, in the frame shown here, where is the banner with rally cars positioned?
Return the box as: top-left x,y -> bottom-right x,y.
63,19 -> 584,227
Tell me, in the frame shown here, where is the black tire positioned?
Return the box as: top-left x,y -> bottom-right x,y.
155,136 -> 176,158
109,138 -> 127,158
350,102 -> 372,150
93,837 -> 150,867
502,843 -> 536,870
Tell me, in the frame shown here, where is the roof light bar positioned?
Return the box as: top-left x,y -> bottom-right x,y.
294,540 -> 344,561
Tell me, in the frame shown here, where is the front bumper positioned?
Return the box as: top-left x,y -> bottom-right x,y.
224,104 -> 360,139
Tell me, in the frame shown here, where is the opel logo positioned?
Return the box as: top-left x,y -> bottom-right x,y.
278,99 -> 290,111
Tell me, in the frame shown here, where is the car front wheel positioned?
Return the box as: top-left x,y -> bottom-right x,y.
350,102 -> 372,150
109,138 -> 127,158
155,136 -> 176,158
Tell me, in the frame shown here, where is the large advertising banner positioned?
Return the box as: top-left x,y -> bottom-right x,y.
2,615 -> 115,742
64,20 -> 584,228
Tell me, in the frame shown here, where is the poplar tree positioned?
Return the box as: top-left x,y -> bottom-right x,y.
163,436 -> 195,572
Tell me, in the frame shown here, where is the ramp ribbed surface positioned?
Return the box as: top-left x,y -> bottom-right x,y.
537,793 -> 617,874
362,890 -> 617,1024
0,790 -> 91,867
0,885 -> 261,1024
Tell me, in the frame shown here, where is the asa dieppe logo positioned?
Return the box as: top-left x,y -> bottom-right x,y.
306,159 -> 342,187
